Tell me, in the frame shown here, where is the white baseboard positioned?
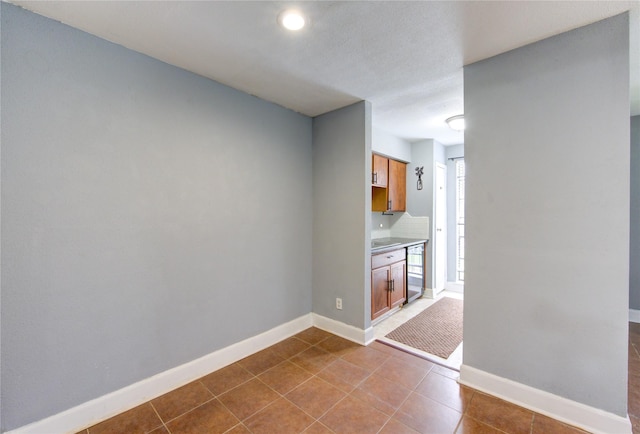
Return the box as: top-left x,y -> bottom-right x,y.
7,313 -> 370,434
15,313 -> 633,434
311,313 -> 373,345
444,282 -> 464,293
6,314 -> 314,434
459,364 -> 632,434
424,286 -> 449,299
630,309 -> 640,323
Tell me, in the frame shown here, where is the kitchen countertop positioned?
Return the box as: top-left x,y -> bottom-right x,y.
370,237 -> 428,253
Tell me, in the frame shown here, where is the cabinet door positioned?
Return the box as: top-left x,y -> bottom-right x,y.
389,261 -> 406,309
372,154 -> 388,187
371,267 -> 390,320
388,159 -> 406,212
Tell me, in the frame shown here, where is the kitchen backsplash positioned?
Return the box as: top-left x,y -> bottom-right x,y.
371,212 -> 430,240
371,212 -> 391,238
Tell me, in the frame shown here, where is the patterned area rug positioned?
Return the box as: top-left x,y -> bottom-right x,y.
385,297 -> 463,359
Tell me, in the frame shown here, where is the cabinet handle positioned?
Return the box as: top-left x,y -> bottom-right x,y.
387,200 -> 392,210
373,172 -> 377,184
391,279 -> 395,292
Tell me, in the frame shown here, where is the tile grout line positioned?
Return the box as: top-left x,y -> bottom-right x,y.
377,388 -> 410,434
148,401 -> 172,434
221,421 -> 250,434
159,372 -> 261,431
249,347 -> 345,433
219,374 -> 278,425
450,395 -> 474,434
633,341 -> 640,358
282,343 -> 381,431
530,412 -> 536,434
381,362 -> 437,433
454,388 -> 478,433
239,353 -> 352,428
368,342 -> 458,433
146,355 -> 260,431
292,374 -> 348,422
213,394 -> 247,430
326,346 -> 432,433
155,391 -> 219,426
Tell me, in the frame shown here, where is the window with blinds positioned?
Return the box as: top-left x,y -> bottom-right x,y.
455,159 -> 465,282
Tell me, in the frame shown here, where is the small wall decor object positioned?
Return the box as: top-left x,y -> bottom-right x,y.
415,166 -> 424,190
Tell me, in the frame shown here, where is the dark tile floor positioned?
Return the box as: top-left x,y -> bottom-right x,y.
77,327 -> 598,434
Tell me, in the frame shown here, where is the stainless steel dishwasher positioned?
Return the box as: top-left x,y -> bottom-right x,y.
406,243 -> 425,303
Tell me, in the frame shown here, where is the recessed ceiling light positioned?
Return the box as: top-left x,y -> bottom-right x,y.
445,115 -> 465,131
278,10 -> 305,31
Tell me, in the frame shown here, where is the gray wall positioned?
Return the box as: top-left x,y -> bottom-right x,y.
632,115 -> 640,310
407,140 -> 434,290
463,14 -> 629,416
312,102 -> 372,329
446,144 -> 464,283
406,139 -> 446,290
407,140 -> 434,218
1,4 -> 313,430
371,127 -> 411,162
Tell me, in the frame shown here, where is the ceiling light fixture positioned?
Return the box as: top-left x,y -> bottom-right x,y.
278,10 -> 306,31
445,115 -> 465,131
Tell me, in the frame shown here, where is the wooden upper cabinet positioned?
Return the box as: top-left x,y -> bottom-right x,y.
372,154 -> 388,187
371,154 -> 406,212
387,159 -> 407,212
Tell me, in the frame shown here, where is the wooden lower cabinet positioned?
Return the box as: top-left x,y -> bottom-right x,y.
372,267 -> 391,320
389,261 -> 406,309
371,248 -> 407,321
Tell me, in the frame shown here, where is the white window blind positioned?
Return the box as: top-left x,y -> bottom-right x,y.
455,159 -> 465,282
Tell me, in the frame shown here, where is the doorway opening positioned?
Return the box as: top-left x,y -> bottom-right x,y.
373,292 -> 463,370
373,157 -> 464,371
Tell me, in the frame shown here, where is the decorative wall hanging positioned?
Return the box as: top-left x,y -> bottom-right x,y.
415,166 -> 424,190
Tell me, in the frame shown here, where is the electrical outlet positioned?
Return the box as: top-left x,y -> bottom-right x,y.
336,298 -> 343,310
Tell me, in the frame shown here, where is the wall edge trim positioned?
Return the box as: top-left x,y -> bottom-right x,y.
459,364 -> 632,434
311,313 -> 369,345
5,314 -> 313,434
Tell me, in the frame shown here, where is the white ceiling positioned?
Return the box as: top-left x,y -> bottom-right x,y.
11,0 -> 640,145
